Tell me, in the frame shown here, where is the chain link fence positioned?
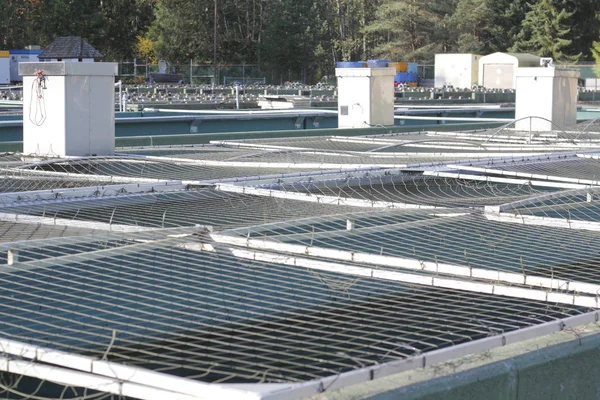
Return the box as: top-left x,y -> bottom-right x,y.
117,60 -> 266,85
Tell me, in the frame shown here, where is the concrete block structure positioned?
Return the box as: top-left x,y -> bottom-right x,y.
335,67 -> 395,128
434,53 -> 481,89
20,61 -> 117,156
515,67 -> 580,131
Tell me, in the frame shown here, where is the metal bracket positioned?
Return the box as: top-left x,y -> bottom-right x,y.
294,117 -> 305,129
190,119 -> 202,133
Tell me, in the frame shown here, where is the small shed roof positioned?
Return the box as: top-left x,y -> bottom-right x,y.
38,36 -> 103,60
502,52 -> 542,64
480,52 -> 541,66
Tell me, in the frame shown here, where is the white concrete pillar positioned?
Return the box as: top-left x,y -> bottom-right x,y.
515,67 -> 580,132
335,67 -> 395,128
20,61 -> 118,157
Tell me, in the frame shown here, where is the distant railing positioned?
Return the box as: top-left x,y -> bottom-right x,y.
223,77 -> 266,85
116,61 -> 266,85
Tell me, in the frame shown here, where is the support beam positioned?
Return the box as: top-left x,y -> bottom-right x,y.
423,171 -> 588,189
215,183 -> 437,209
209,233 -> 600,296
227,247 -> 598,309
0,339 -> 260,400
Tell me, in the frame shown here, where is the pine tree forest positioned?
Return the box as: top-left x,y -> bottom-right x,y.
1,0 -> 600,83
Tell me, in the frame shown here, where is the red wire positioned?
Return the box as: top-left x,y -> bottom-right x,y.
33,70 -> 45,99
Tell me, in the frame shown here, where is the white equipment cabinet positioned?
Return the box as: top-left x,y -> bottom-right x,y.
515,67 -> 580,132
434,53 -> 480,89
20,61 -> 118,157
335,67 -> 395,129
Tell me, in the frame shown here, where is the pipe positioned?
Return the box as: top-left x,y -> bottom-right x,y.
144,107 -> 338,115
395,116 -> 511,123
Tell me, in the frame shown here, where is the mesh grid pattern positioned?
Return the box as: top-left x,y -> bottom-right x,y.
3,126 -> 600,398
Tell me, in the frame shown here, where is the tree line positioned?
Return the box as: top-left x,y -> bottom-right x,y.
2,0 -> 599,83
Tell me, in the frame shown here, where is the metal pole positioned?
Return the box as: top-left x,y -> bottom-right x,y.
213,0 -> 217,87
529,117 -> 532,143
190,59 -> 192,85
235,84 -> 240,109
118,80 -> 122,112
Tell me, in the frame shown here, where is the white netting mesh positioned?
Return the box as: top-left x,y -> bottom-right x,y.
3,126 -> 600,397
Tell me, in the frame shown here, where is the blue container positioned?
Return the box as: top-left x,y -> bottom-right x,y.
407,72 -> 418,82
367,59 -> 390,68
407,62 -> 418,74
336,61 -> 364,68
394,72 -> 410,82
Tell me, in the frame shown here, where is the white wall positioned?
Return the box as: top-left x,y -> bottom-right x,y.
336,67 -> 395,129
9,53 -> 40,82
479,53 -> 541,89
0,57 -> 9,84
434,54 -> 480,89
479,53 -> 517,89
21,62 -> 117,157
43,58 -> 95,63
515,67 -> 580,132
23,73 -> 66,155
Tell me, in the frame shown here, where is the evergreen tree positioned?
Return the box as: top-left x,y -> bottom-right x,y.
590,13 -> 600,75
363,0 -> 452,62
551,0 -> 600,61
451,0 -> 495,54
0,0 -> 32,49
213,0 -> 270,64
260,0 -> 322,82
322,0 -> 380,62
424,0 -> 457,54
510,0 -> 581,62
4,0 -> 600,80
493,0 -> 530,51
26,0 -> 104,48
449,0 -> 525,54
592,40 -> 600,65
98,0 -> 156,60
147,0 -> 214,63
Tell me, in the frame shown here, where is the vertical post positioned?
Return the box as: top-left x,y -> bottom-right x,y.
213,0 -> 217,87
346,219 -> 355,231
190,59 -> 193,85
7,250 -> 19,265
118,80 -> 123,112
133,58 -> 137,83
235,84 -> 240,109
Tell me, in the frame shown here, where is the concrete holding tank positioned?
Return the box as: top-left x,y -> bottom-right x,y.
479,52 -> 541,89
